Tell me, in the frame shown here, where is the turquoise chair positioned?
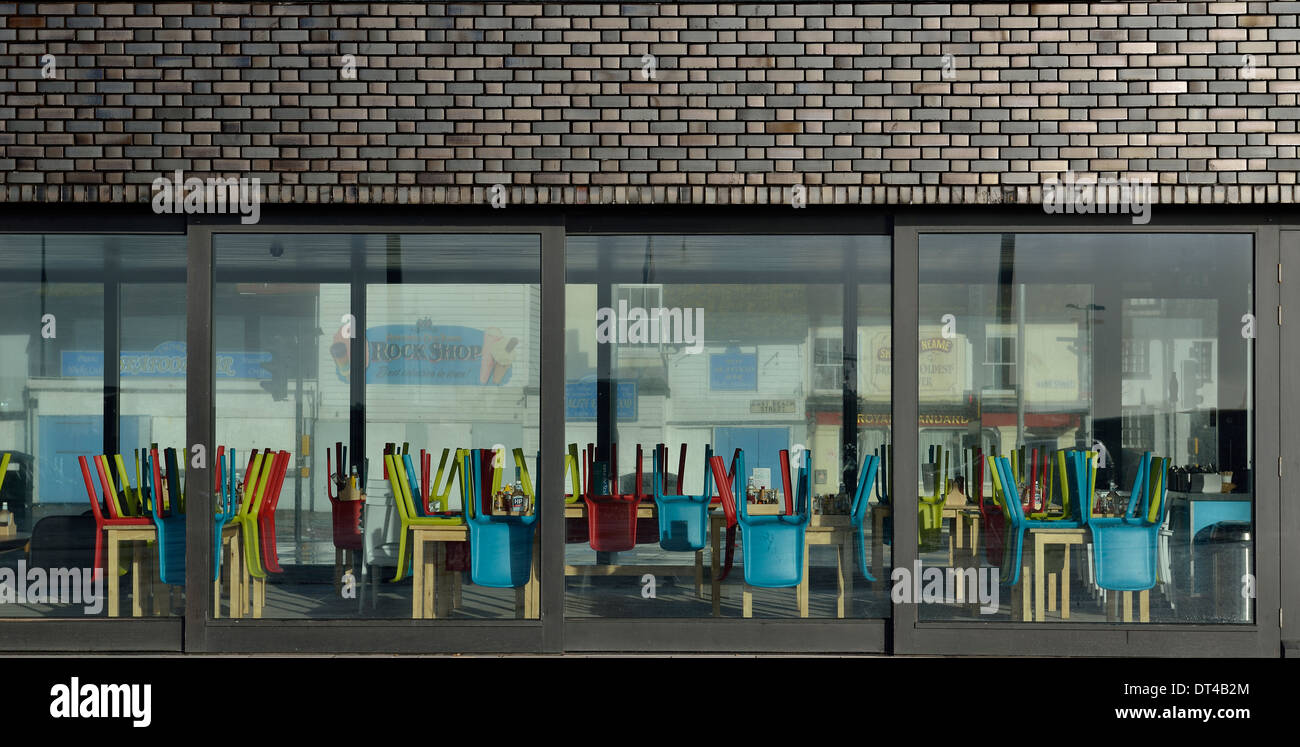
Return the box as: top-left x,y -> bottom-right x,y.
463,448 -> 538,588
1087,452 -> 1169,592
709,448 -> 811,589
213,446 -> 239,581
992,454 -> 1084,587
849,453 -> 881,583
147,448 -> 186,586
652,443 -> 714,552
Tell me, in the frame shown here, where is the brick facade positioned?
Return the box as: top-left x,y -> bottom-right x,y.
2,2 -> 1300,206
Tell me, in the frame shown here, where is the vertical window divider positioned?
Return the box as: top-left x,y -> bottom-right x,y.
104,239 -> 121,459
891,222 -> 921,653
541,222 -> 566,652
185,221 -> 215,651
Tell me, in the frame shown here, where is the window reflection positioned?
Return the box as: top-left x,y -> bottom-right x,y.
918,233 -> 1253,624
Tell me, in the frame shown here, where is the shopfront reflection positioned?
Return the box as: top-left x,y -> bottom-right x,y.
917,233 -> 1254,624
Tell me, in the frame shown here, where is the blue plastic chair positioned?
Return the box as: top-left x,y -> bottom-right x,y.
850,453 -> 881,583
1086,451 -> 1168,592
991,454 -> 1084,587
712,449 -> 811,589
213,446 -> 239,581
652,443 -> 715,552
147,448 -> 186,586
463,448 -> 538,589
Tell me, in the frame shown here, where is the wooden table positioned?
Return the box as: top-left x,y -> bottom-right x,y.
1009,525 -> 1150,623
707,511 -> 857,619
0,533 -> 29,554
103,525 -> 162,618
408,523 -> 540,620
213,523 -> 243,619
564,503 -> 706,598
868,503 -> 983,585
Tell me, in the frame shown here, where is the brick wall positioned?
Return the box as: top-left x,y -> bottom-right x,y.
2,2 -> 1300,206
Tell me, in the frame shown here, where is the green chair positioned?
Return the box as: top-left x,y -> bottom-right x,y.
385,450 -> 464,583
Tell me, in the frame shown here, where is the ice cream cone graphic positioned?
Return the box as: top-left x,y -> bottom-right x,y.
480,327 -> 519,385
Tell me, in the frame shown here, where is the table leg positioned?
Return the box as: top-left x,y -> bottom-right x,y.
951,514 -> 961,566
335,548 -> 343,595
1034,535 -> 1046,623
254,577 -> 264,619
1139,589 -> 1149,623
411,533 -> 424,620
433,542 -> 448,618
241,546 -> 251,618
1061,544 -> 1072,620
711,520 -> 721,617
1122,591 -> 1134,623
743,583 -> 753,619
230,529 -> 242,619
871,509 -> 885,583
1048,573 -> 1057,613
107,533 -> 120,618
424,541 -> 437,619
131,542 -> 144,618
1022,561 -> 1032,622
152,544 -> 166,616
837,536 -> 850,619
694,550 -> 704,599
798,543 -> 809,618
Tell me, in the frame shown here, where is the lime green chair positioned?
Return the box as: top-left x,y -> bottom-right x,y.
385,450 -> 464,583
918,446 -> 947,551
231,449 -> 274,581
564,443 -> 581,504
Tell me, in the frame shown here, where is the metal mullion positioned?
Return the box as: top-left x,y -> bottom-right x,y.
184,221 -> 214,651
104,244 -> 120,459
890,222 -> 921,654
540,221 -> 565,653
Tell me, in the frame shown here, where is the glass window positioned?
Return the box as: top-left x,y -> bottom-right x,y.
0,234 -> 186,619
214,233 -> 540,620
565,234 -> 891,619
917,233 -> 1254,624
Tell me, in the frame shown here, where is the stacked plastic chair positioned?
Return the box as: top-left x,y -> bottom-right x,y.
146,447 -> 186,586
919,445 -> 948,551
213,447 -> 240,616
326,443 -> 364,579
651,443 -> 714,552
462,447 -> 538,588
1086,451 -> 1170,593
850,452 -> 882,582
990,452 -> 1086,588
229,448 -> 290,616
580,443 -> 644,552
708,447 -> 811,589
80,453 -> 153,578
383,446 -> 464,583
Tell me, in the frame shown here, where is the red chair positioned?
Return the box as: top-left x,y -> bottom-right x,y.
257,449 -> 291,574
326,443 -> 363,555
976,448 -> 1007,566
80,455 -> 151,575
580,443 -> 644,552
712,448 -> 741,581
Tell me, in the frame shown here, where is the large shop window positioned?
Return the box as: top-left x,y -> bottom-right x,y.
916,233 -> 1254,624
214,233 -> 540,620
0,234 -> 187,620
565,235 -> 891,619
